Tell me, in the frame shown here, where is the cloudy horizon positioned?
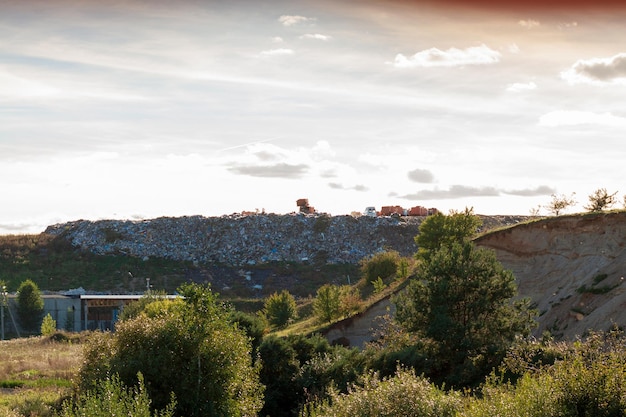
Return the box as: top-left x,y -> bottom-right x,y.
2,0 -> 626,234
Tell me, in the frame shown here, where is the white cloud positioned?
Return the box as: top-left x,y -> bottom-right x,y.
518,19 -> 540,29
271,36 -> 284,43
393,44 -> 501,68
260,48 -> 295,56
539,111 -> 626,127
278,15 -> 315,26
506,81 -> 537,92
561,53 -> 626,85
300,34 -> 332,41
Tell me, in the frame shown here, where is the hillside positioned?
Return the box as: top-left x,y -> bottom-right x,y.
0,213 -> 526,298
475,211 -> 626,340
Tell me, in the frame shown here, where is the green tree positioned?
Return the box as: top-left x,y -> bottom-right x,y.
16,279 -> 44,332
264,290 -> 298,328
359,251 -> 401,284
396,241 -> 535,386
41,313 -> 56,336
78,283 -> 263,417
258,335 -> 301,417
314,284 -> 341,323
338,285 -> 361,317
395,210 -> 536,387
415,207 -> 482,260
584,188 -> 618,212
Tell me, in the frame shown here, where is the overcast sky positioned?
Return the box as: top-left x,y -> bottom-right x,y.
2,0 -> 626,234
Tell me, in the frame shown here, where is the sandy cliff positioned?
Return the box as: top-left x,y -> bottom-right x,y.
475,212 -> 626,340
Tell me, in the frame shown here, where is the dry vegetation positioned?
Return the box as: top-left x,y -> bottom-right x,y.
0,333 -> 84,417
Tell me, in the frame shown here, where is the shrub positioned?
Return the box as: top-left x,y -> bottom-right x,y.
303,368 -> 462,417
313,284 -> 341,323
59,372 -> 176,417
264,290 -> 298,328
359,251 -> 401,284
78,283 -> 264,417
41,313 -> 56,336
338,286 -> 361,317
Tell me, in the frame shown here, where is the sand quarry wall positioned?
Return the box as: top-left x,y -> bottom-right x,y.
475,211 -> 626,340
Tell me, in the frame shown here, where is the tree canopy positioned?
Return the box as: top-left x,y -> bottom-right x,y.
79,283 -> 263,417
396,210 -> 536,386
414,207 -> 482,260
16,279 -> 44,332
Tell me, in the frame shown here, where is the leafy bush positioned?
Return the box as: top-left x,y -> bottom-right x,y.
313,285 -> 340,323
338,285 -> 361,317
464,372 -> 558,417
259,334 -> 364,417
259,335 -> 302,417
78,283 -> 264,417
41,313 -> 56,336
303,368 -> 462,417
264,290 -> 298,328
359,251 -> 401,284
59,372 -> 176,417
472,330 -> 626,417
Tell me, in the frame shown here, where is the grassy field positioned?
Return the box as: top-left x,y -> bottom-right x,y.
0,334 -> 84,417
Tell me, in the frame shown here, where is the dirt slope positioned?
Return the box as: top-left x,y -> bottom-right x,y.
475,212 -> 626,340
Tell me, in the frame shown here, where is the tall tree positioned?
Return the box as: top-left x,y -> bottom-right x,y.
16,279 -> 44,332
395,211 -> 536,387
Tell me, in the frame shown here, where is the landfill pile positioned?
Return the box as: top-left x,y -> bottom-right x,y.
45,213 -> 427,266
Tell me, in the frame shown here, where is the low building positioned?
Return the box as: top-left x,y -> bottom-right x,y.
3,293 -> 179,334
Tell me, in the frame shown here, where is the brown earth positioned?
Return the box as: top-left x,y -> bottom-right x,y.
475,211 -> 626,340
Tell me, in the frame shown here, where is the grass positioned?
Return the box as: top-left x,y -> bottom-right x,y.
0,333 -> 84,417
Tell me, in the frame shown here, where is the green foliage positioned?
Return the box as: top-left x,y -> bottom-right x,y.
40,313 -> 56,336
313,284 -> 341,323
78,283 -> 264,417
259,335 -> 302,417
59,372 -> 176,417
396,210 -> 536,387
338,285 -> 361,317
464,372 -> 558,417
371,277 -> 386,294
229,310 -> 267,355
414,207 -> 482,260
359,251 -> 401,283
303,368 -> 462,417
16,279 -> 44,332
259,334 -> 363,417
468,330 -> 626,417
584,188 -> 618,212
118,290 -> 169,321
264,290 -> 298,328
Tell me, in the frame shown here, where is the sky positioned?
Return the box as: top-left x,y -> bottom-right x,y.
2,0 -> 626,234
